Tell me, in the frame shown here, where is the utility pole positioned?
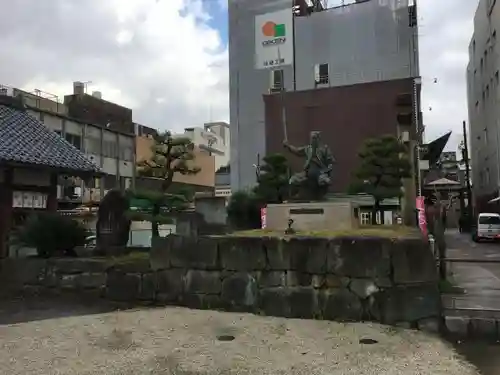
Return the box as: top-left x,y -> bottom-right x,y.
291,3 -> 297,91
462,120 -> 474,223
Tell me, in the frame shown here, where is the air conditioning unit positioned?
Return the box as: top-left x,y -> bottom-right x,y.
315,75 -> 329,85
269,87 -> 283,94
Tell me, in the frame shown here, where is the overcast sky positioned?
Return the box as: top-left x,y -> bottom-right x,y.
0,0 -> 479,151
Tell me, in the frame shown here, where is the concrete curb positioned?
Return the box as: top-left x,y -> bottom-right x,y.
444,316 -> 500,340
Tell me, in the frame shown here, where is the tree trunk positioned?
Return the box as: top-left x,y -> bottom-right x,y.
151,203 -> 160,238
371,200 -> 380,225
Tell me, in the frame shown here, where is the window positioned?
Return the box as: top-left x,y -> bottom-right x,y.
119,177 -> 132,190
86,177 -> 101,189
65,133 -> 82,149
85,137 -> 101,155
314,63 -> 329,85
360,212 -> 371,225
102,140 -> 118,158
408,4 -> 417,27
120,146 -> 134,161
103,174 -> 118,190
493,30 -> 497,44
359,212 -> 381,225
495,71 -> 499,85
479,215 -> 500,225
486,84 -> 490,99
270,69 -> 284,90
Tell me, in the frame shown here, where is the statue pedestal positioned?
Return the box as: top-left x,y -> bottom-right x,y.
265,201 -> 359,232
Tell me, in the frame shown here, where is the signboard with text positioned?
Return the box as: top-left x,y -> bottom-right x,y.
12,191 -> 48,209
255,9 -> 294,69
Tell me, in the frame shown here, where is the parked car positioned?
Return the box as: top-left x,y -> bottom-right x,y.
472,213 -> 500,242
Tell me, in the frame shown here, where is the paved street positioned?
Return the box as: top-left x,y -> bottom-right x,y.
443,230 -> 500,316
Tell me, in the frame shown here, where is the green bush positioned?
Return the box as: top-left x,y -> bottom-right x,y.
227,190 -> 262,230
11,212 -> 89,258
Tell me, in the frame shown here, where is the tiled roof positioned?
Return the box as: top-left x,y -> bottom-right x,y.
0,104 -> 101,173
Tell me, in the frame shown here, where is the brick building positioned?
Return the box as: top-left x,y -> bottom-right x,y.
264,78 -> 418,193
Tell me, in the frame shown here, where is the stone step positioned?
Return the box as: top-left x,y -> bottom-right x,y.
444,316 -> 500,340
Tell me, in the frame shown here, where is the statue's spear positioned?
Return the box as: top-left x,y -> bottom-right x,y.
277,46 -> 288,141
275,46 -> 292,200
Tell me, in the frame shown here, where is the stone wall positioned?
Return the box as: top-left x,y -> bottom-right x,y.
0,234 -> 440,329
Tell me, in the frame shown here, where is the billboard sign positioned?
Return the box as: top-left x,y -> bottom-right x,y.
255,9 -> 294,70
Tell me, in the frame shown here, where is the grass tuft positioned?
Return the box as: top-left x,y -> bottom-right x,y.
108,251 -> 149,265
231,225 -> 421,239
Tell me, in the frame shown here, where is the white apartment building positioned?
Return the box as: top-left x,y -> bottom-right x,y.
1,86 -> 135,206
173,122 -> 230,170
466,0 -> 500,207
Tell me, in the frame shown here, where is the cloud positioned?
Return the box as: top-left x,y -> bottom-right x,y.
0,0 -> 478,154
0,0 -> 228,133
417,0 -> 478,150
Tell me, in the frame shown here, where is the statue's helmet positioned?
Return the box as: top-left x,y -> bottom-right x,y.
310,131 -> 321,142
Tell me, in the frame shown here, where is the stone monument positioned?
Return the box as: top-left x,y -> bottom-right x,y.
266,131 -> 359,232
95,189 -> 131,255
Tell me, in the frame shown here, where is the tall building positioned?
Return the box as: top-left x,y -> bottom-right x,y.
0,84 -> 136,207
466,0 -> 500,211
173,123 -> 230,170
229,0 -> 420,191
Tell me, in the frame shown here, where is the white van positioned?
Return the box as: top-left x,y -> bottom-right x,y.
473,213 -> 500,242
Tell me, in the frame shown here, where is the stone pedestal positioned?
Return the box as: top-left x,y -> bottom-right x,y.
265,201 -> 359,232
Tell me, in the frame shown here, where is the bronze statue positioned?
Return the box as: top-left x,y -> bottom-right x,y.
283,131 -> 335,200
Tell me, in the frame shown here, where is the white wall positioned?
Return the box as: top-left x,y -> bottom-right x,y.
467,0 -> 500,197
42,114 -> 63,131
175,126 -> 230,169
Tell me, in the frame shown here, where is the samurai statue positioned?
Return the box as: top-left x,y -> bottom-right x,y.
283,131 -> 335,201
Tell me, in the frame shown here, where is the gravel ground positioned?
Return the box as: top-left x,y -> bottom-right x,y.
0,302 -> 480,375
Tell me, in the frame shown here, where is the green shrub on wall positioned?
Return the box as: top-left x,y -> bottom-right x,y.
227,191 -> 262,230
11,212 -> 89,258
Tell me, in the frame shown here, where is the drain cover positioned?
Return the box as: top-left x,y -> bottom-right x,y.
216,335 -> 235,342
359,338 -> 378,345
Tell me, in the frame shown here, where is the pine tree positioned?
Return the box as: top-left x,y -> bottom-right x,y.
133,131 -> 200,236
253,153 -> 289,204
350,135 -> 411,224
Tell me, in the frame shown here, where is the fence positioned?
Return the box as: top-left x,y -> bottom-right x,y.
8,228 -> 173,258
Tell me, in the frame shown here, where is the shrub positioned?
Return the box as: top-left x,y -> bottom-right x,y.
11,212 -> 89,258
227,190 -> 262,230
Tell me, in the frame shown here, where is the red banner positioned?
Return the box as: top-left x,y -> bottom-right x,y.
261,207 -> 267,229
416,196 -> 427,236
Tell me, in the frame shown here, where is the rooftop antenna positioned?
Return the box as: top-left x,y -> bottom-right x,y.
82,81 -> 92,94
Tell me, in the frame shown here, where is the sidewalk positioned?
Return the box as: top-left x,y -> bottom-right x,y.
443,230 -> 500,316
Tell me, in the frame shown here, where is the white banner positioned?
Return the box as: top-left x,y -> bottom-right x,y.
255,9 -> 294,70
